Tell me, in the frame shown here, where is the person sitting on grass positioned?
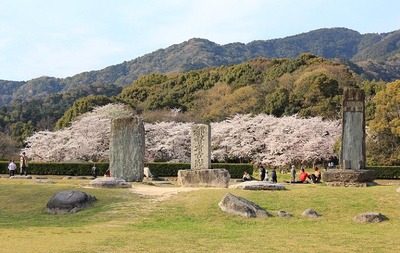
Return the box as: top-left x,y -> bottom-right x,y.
298,168 -> 309,183
243,171 -> 252,181
310,166 -> 321,183
285,168 -> 309,183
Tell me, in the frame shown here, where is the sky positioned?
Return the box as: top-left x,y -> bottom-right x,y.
1,0 -> 399,81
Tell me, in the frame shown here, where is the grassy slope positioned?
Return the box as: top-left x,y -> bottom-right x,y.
0,177 -> 399,253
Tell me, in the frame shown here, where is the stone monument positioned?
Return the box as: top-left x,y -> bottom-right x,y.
322,88 -> 376,186
109,116 -> 145,182
177,124 -> 230,188
340,88 -> 366,170
191,124 -> 211,170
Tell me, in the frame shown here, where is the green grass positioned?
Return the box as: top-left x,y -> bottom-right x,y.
0,177 -> 399,253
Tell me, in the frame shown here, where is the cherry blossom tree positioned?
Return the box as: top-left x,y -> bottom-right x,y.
24,104 -> 341,167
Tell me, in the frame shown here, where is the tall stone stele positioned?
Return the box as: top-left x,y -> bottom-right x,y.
191,124 -> 212,170
341,87 -> 366,170
109,116 -> 145,182
322,88 -> 376,186
177,124 -> 230,188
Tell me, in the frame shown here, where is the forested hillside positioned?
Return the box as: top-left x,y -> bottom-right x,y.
117,54 -> 357,121
1,27 -> 400,106
1,27 -> 400,165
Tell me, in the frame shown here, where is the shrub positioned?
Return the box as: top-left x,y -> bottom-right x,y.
0,161 -> 253,178
367,166 -> 400,179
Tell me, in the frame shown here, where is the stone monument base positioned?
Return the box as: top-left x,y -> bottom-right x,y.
81,177 -> 132,188
177,169 -> 230,188
322,169 -> 377,187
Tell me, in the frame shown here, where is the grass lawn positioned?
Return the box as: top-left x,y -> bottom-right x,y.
0,175 -> 399,253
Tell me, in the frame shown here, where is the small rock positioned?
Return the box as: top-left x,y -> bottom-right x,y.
353,212 -> 384,223
302,208 -> 320,218
35,176 -> 49,179
81,177 -> 132,188
36,179 -> 55,184
277,210 -> 293,217
62,176 -> 93,180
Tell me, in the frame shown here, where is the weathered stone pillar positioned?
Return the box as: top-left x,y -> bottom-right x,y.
178,124 -> 230,188
340,88 -> 366,169
191,124 -> 211,170
109,116 -> 145,182
323,88 -> 376,186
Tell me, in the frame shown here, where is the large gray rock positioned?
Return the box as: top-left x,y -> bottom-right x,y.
109,116 -> 145,182
46,190 -> 96,214
219,192 -> 271,218
177,169 -> 230,188
81,177 -> 132,188
229,181 -> 286,190
353,212 -> 384,223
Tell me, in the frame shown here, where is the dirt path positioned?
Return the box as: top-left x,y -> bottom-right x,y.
130,183 -> 201,201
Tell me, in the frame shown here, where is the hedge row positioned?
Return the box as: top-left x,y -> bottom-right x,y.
0,161 -> 253,179
367,166 -> 400,179
147,162 -> 253,178
0,161 -> 109,176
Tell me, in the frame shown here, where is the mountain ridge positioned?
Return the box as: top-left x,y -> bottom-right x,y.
1,27 -> 400,106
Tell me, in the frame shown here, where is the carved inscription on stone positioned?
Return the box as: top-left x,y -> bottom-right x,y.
109,116 -> 145,181
340,88 -> 366,170
343,101 -> 363,112
191,124 -> 211,170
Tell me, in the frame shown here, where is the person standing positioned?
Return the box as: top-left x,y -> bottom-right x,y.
290,165 -> 296,182
260,166 -> 266,181
271,167 -> 277,183
8,160 -> 16,177
19,152 -> 28,176
91,164 -> 98,178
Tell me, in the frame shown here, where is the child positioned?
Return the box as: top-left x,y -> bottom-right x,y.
243,171 -> 251,181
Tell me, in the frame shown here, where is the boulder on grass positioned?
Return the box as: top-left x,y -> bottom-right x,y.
353,212 -> 385,223
46,190 -> 96,214
302,208 -> 320,218
218,192 -> 271,218
81,177 -> 132,188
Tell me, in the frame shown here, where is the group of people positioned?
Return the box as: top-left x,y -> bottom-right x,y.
92,164 -> 111,178
290,165 -> 321,183
7,152 -> 28,177
243,166 -> 277,183
243,164 -> 322,184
